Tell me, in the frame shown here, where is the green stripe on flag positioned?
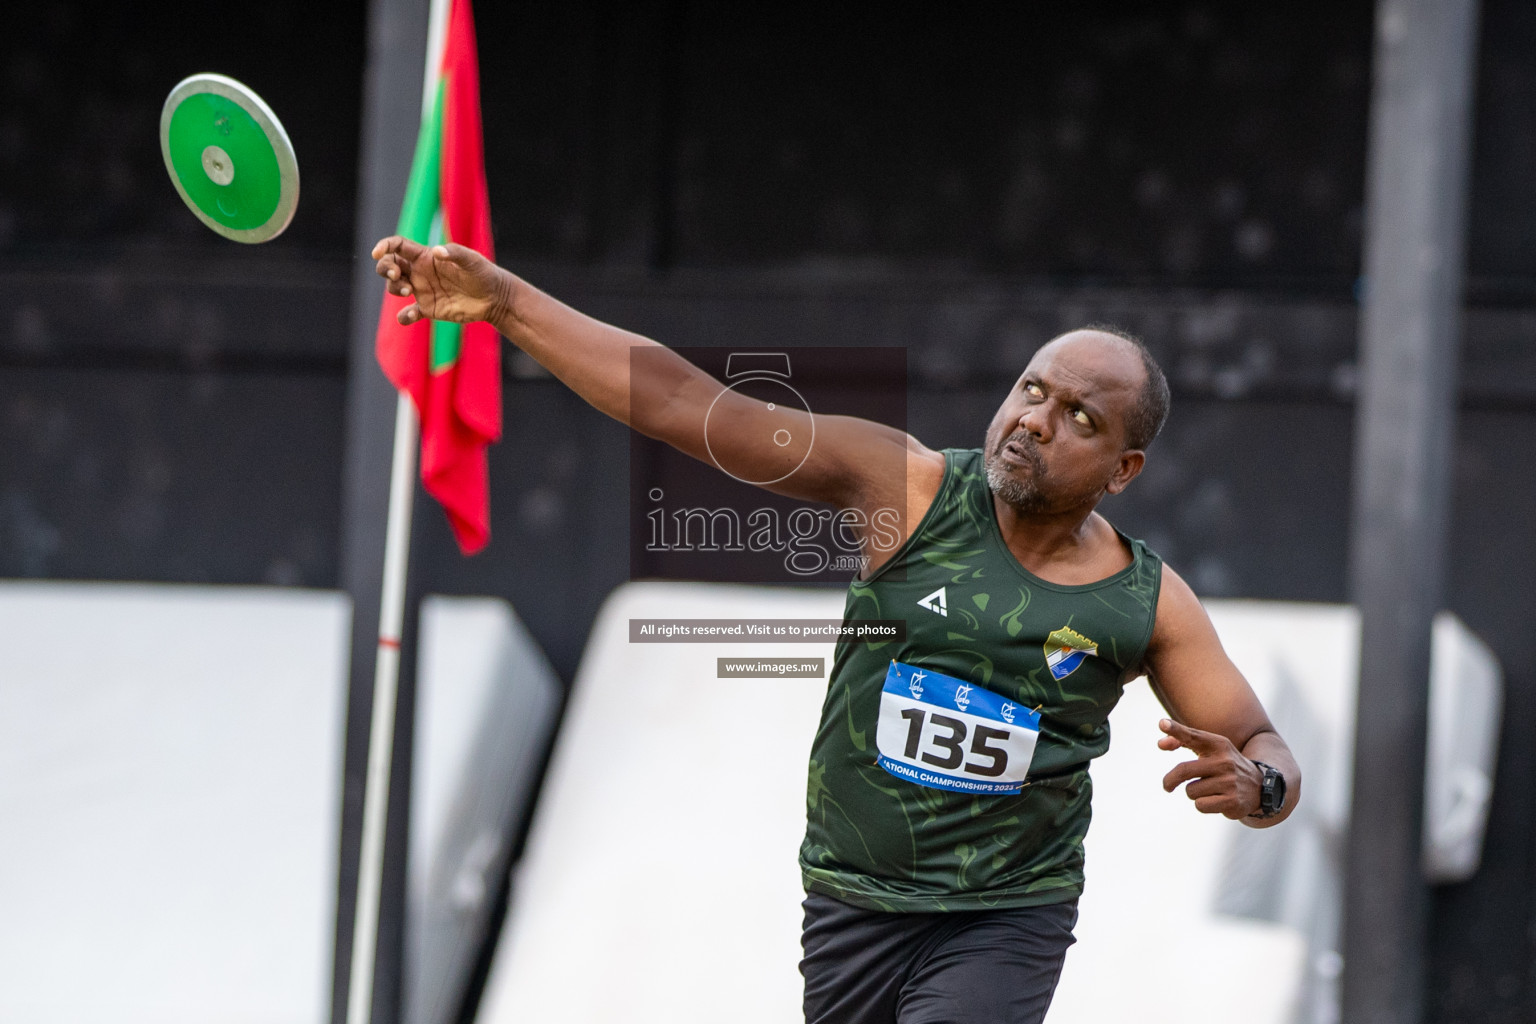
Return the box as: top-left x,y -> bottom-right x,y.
396,80 -> 446,242
430,321 -> 462,372
426,206 -> 462,372
398,78 -> 463,373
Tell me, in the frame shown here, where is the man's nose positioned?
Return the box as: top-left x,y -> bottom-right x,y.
1019,404 -> 1052,441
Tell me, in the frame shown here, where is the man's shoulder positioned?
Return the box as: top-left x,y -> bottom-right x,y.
1146,560 -> 1210,650
1090,513 -> 1164,569
923,446 -> 982,491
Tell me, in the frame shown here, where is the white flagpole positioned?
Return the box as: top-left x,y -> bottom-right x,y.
345,392 -> 418,1024
345,2 -> 451,1023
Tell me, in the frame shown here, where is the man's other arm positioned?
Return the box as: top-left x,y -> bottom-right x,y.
1140,564 -> 1302,828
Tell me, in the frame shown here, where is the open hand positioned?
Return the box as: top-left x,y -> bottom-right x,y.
1158,718 -> 1262,819
371,237 -> 508,326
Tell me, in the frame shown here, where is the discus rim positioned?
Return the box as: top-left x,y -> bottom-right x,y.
159,72 -> 300,244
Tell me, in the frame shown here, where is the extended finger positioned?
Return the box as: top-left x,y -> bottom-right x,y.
1183,776 -> 1227,801
1159,718 -> 1222,755
396,303 -> 423,325
1162,756 -> 1221,792
439,241 -> 488,262
374,260 -> 414,297
375,254 -> 409,285
370,235 -> 424,261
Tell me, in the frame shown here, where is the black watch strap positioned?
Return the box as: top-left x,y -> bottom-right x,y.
1248,760 -> 1287,820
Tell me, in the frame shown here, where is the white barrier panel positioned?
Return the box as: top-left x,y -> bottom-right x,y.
478,583 -> 837,1024
0,583 -> 564,1024
1425,613 -> 1502,881
407,597 -> 563,1024
0,582 -> 349,1024
477,584 -> 1500,1024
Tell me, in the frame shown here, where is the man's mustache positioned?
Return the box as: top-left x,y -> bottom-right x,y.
999,430 -> 1044,470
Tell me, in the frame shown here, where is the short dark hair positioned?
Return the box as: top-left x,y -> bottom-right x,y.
1081,323 -> 1170,451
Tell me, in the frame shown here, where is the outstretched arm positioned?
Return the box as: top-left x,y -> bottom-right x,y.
371,238 -> 943,563
1141,564 -> 1302,828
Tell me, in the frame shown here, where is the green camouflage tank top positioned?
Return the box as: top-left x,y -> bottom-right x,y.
800,448 -> 1163,911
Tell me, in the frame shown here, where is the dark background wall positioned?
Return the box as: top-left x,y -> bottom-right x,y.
3,3 -> 1534,1020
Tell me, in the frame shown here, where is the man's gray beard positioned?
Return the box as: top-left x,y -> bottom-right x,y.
985,448 -> 1049,513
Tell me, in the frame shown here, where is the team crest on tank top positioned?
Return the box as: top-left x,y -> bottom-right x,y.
1044,626 -> 1098,681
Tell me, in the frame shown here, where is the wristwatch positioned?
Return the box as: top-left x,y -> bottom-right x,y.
1248,760 -> 1287,820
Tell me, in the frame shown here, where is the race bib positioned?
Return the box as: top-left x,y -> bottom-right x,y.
875,660 -> 1040,795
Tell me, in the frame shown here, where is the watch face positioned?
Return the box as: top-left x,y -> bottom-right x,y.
1256,764 -> 1285,814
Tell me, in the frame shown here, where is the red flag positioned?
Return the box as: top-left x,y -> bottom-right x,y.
375,0 -> 500,554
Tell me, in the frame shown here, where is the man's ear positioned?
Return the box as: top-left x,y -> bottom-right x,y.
1105,449 -> 1146,495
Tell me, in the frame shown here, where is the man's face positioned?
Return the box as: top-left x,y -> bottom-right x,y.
983,331 -> 1147,515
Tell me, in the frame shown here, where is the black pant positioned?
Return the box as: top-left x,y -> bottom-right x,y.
800,892 -> 1079,1024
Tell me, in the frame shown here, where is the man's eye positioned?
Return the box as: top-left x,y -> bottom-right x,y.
1071,409 -> 1092,426
1024,382 -> 1044,397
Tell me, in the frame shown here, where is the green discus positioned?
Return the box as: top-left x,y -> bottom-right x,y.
159,73 -> 299,243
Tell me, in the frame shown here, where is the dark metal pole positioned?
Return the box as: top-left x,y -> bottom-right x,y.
1344,1 -> 1480,1022
334,1 -> 430,1023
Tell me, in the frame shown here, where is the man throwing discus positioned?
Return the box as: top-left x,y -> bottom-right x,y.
372,236 -> 1301,1024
